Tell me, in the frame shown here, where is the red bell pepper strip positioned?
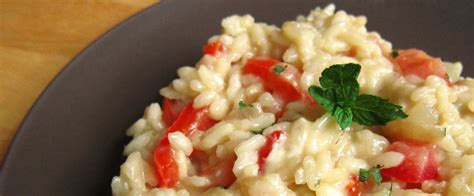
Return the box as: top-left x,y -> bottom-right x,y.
243,57 -> 316,118
153,103 -> 218,188
257,130 -> 285,174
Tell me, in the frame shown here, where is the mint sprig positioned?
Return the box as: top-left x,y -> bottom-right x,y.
308,63 -> 407,129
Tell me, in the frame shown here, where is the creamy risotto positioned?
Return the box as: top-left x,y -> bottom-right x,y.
111,4 -> 474,196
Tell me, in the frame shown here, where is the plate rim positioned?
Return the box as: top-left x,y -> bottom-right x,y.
0,0 -> 164,177
1,0 -> 472,193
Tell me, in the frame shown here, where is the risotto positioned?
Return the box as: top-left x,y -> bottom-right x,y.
111,4 -> 474,196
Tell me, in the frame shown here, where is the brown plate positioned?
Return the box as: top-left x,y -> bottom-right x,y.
1,0 -> 473,195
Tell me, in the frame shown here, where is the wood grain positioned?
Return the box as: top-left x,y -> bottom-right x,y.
0,0 -> 158,163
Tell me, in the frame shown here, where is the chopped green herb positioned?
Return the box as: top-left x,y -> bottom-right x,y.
250,129 -> 264,135
359,165 -> 383,185
442,127 -> 447,137
388,182 -> 393,196
273,65 -> 288,74
445,73 -> 450,80
250,121 -> 276,134
391,49 -> 399,58
359,169 -> 370,181
239,101 -> 254,109
314,179 -> 321,188
308,63 -> 408,130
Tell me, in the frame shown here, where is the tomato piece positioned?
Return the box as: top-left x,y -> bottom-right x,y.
203,42 -> 225,56
162,98 -> 186,126
392,49 -> 450,85
346,175 -> 369,196
381,141 -> 441,183
167,103 -> 218,136
201,156 -> 237,188
153,103 -> 218,188
257,130 -> 285,174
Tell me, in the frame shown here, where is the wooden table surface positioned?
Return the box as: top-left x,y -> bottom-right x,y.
0,0 -> 158,163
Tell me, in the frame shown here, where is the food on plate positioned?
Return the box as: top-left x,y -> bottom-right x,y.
111,4 -> 474,195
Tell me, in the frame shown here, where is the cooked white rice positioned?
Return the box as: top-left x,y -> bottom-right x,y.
112,4 -> 474,196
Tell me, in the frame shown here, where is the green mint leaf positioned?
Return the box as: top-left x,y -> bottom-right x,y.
273,65 -> 288,74
334,107 -> 352,130
334,80 -> 359,106
308,86 -> 336,113
391,49 -> 399,58
239,101 -> 253,109
352,94 -> 408,126
359,165 -> 383,185
250,129 -> 264,134
319,63 -> 360,89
